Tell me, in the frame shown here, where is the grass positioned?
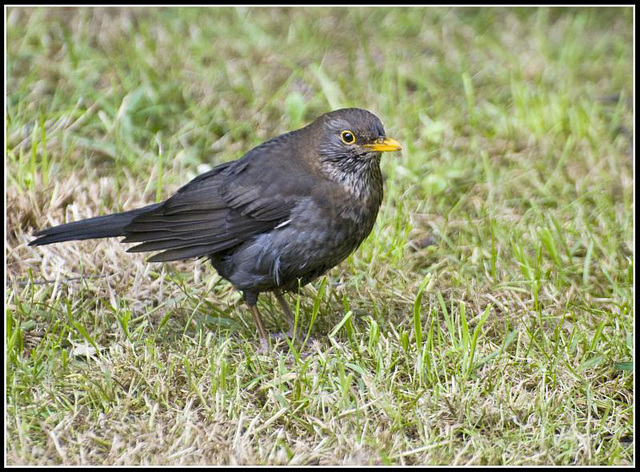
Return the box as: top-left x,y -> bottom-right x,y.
6,6 -> 634,465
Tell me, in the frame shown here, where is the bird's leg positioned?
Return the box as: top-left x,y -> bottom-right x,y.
274,290 -> 315,357
243,291 -> 269,350
274,290 -> 297,337
245,294 -> 269,351
248,303 -> 269,351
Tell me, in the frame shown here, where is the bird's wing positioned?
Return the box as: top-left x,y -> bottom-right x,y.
121,147 -> 314,262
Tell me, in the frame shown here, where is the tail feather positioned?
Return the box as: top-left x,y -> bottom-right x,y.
29,203 -> 162,246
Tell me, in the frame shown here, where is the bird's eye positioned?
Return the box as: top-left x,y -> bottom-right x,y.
340,130 -> 356,144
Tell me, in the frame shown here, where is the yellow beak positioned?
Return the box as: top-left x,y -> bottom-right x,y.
363,137 -> 403,153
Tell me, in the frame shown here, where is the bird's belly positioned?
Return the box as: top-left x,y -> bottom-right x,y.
278,219 -> 366,284
217,200 -> 379,293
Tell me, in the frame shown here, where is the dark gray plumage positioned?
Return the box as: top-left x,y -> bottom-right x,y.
30,108 -> 403,346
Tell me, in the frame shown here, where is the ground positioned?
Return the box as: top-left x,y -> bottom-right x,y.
6,6 -> 634,465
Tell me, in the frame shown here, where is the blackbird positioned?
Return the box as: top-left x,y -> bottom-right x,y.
30,108 -> 403,347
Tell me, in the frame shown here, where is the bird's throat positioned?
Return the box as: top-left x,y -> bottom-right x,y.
322,154 -> 384,209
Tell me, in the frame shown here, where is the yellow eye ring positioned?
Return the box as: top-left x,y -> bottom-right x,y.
340,130 -> 356,144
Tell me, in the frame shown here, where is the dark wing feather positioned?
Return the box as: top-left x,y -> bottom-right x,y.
121,132 -> 311,262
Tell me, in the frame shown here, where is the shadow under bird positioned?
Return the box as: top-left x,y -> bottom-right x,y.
30,108 -> 403,348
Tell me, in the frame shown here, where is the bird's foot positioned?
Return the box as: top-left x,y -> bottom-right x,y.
247,329 -> 317,359
270,330 -> 316,359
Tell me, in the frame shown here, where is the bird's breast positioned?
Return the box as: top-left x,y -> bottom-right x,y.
216,163 -> 385,294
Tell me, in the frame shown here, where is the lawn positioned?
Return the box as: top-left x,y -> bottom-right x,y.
5,6 -> 634,465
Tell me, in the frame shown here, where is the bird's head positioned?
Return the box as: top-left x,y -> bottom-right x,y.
310,108 -> 403,172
